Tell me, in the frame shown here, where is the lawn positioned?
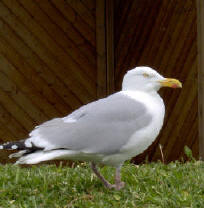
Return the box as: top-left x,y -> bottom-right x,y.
0,160 -> 203,208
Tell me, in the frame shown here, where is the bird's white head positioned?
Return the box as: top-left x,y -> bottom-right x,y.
122,66 -> 182,92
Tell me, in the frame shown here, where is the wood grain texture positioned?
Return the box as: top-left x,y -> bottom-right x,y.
0,0 -> 198,164
96,0 -> 106,98
1,0 -> 96,100
115,0 -> 198,162
0,0 -> 96,161
106,0 -> 115,94
197,0 -> 204,159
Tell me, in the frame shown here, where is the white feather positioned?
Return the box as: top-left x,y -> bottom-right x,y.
120,90 -> 165,158
28,129 -> 56,150
62,117 -> 77,123
11,145 -> 18,150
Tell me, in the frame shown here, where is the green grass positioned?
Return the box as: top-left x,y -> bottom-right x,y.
0,161 -> 204,208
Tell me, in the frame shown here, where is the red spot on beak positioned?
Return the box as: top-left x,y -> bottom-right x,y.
172,84 -> 179,88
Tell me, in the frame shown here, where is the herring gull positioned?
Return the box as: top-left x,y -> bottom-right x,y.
0,66 -> 182,190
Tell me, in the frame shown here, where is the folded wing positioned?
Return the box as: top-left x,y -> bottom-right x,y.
26,93 -> 152,154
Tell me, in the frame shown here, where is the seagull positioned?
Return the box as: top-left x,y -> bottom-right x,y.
0,66 -> 182,190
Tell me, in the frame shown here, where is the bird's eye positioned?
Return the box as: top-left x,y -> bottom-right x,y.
143,73 -> 150,78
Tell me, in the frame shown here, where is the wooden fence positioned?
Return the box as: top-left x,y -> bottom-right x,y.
0,0 -> 199,163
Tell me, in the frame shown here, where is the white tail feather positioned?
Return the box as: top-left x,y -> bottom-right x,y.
15,150 -> 77,164
9,150 -> 27,158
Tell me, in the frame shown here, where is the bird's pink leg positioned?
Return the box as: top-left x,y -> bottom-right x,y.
90,163 -> 125,190
91,162 -> 114,189
114,166 -> 125,190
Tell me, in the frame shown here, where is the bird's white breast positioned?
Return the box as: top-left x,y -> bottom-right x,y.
120,90 -> 165,158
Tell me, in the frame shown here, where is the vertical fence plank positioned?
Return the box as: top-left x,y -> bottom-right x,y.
96,0 -> 107,98
197,0 -> 204,159
106,0 -> 115,94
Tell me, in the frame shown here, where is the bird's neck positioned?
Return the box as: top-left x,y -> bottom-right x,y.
122,90 -> 163,107
122,89 -> 160,97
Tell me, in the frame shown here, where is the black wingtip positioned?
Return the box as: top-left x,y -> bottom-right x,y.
0,140 -> 27,150
0,140 -> 44,152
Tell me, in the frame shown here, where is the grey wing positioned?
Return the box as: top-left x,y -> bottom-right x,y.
28,93 -> 152,154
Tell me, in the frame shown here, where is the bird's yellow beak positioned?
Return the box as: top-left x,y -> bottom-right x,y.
158,78 -> 182,88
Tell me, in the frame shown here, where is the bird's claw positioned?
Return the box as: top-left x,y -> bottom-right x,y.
106,181 -> 125,190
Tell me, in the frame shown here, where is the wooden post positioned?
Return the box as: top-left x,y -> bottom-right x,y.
96,0 -> 115,98
96,0 -> 107,98
197,0 -> 204,159
106,0 -> 115,94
